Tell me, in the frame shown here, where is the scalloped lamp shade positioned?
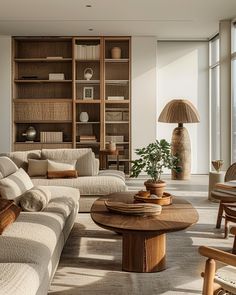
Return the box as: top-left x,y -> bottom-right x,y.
158,99 -> 200,123
158,99 -> 200,180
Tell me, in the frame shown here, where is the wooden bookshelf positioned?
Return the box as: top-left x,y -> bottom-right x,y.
12,36 -> 131,173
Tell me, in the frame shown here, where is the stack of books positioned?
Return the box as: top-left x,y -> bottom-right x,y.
75,45 -> 100,60
214,181 -> 236,195
80,135 -> 97,142
107,96 -> 125,101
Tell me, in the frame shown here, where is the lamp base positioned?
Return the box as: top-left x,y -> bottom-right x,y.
171,126 -> 191,180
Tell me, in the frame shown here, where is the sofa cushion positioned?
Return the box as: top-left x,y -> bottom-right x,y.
2,150 -> 41,171
47,170 -> 78,179
0,168 -> 34,203
0,199 -> 21,234
27,159 -> 48,177
0,262 -> 41,295
20,186 -> 51,212
41,148 -> 97,176
32,175 -> 127,196
0,157 -> 18,179
47,159 -> 76,172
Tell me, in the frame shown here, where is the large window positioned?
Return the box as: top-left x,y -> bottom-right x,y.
232,23 -> 236,162
209,36 -> 220,162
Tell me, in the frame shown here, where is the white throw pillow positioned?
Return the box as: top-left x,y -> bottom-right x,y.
0,168 -> 34,203
47,159 -> 76,172
28,159 -> 48,177
20,186 -> 51,212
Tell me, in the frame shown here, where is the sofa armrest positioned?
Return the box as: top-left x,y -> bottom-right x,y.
93,158 -> 99,176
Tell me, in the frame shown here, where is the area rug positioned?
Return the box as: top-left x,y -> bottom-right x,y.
49,176 -> 234,295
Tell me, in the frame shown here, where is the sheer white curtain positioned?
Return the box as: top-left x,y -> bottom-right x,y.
209,36 -> 220,162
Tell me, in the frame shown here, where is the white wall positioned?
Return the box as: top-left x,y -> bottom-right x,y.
0,36 -> 11,153
131,37 -> 157,159
157,41 -> 209,174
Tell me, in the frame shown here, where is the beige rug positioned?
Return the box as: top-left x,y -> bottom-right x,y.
48,176 -> 234,295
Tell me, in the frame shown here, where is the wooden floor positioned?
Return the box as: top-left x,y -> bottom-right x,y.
48,175 -> 234,295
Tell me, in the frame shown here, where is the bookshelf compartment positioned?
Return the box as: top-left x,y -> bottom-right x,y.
14,39 -> 72,59
15,122 -> 73,143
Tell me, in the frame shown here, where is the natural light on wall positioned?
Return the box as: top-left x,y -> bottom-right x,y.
232,22 -> 236,162
157,41 -> 209,174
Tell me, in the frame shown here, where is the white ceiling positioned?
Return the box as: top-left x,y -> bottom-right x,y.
0,0 -> 236,39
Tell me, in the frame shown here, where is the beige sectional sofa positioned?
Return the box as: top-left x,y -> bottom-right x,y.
0,148 -> 127,294
0,157 -> 80,295
3,148 -> 127,212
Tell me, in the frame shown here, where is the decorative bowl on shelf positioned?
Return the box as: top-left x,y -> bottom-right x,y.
134,192 -> 172,206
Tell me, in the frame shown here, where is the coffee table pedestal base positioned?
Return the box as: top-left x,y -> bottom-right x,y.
122,232 -> 166,272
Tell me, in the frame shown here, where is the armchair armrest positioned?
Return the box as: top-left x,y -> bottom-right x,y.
199,246 -> 236,267
199,246 -> 236,295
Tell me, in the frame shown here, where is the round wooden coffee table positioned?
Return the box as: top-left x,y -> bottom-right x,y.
91,192 -> 199,273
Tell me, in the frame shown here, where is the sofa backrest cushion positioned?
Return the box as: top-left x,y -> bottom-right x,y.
41,148 -> 97,176
0,157 -> 18,179
0,168 -> 34,203
28,159 -> 48,177
1,150 -> 41,171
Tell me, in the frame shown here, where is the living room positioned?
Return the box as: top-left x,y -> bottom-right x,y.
0,1 -> 236,294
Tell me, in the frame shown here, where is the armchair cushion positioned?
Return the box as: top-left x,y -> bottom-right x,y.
215,265 -> 236,294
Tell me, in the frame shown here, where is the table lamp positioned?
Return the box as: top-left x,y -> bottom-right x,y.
158,99 -> 200,180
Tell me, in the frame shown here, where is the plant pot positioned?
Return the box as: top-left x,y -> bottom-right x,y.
144,180 -> 166,198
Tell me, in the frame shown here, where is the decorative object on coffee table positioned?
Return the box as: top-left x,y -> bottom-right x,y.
134,191 -> 172,206
22,126 -> 37,141
212,160 -> 224,172
104,200 -> 162,216
130,139 -> 180,198
91,192 -> 199,272
158,99 -> 200,180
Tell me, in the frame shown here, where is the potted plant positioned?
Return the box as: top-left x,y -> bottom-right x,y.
130,139 -> 180,198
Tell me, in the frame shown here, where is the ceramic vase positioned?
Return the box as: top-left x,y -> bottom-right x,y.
79,112 -> 89,122
111,47 -> 121,59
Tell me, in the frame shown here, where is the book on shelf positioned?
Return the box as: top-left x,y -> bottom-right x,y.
107,96 -> 125,101
40,132 -> 63,143
75,45 -> 100,60
79,135 -> 97,142
46,56 -> 63,60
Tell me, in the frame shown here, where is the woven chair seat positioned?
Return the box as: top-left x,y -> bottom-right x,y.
215,265 -> 236,294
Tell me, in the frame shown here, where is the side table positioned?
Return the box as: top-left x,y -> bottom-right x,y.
99,149 -> 119,170
208,171 -> 225,202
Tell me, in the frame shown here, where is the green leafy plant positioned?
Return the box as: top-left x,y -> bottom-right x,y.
130,139 -> 180,182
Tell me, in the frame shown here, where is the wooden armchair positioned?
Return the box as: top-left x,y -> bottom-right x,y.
211,162 -> 236,230
199,227 -> 236,295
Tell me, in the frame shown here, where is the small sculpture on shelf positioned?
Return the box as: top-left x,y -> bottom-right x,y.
22,126 -> 37,142
84,68 -> 93,80
212,160 -> 224,173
